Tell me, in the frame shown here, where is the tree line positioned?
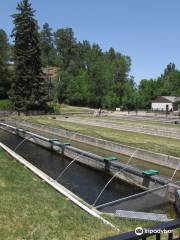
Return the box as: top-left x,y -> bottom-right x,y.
0,0 -> 180,112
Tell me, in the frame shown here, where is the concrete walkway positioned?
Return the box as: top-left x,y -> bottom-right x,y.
115,210 -> 171,222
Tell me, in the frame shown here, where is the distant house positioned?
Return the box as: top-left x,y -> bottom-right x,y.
151,96 -> 180,112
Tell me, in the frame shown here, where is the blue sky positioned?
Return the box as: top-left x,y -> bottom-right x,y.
1,0 -> 180,83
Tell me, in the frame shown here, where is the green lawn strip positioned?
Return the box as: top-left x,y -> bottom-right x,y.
59,104 -> 94,114
0,149 -> 155,240
20,116 -> 180,158
77,115 -> 180,130
8,123 -> 179,180
0,99 -> 12,110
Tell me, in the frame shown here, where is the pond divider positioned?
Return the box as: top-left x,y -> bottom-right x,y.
0,122 -> 168,190
5,119 -> 180,170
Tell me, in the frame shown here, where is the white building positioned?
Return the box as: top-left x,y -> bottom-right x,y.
151,96 -> 180,112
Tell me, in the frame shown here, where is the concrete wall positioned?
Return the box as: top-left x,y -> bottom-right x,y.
0,124 -> 166,190
7,120 -> 180,170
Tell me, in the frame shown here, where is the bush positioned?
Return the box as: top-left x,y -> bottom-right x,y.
48,102 -> 61,114
0,99 -> 12,110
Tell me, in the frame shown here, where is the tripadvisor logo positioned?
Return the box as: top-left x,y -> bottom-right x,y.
135,227 -> 173,236
135,227 -> 144,236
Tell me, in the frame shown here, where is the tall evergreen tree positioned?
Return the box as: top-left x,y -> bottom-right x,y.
0,29 -> 10,99
40,23 -> 55,66
162,62 -> 176,79
10,0 -> 48,112
54,28 -> 77,70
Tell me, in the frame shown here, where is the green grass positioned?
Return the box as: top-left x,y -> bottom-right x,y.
0,149 -> 156,240
0,99 -> 12,110
60,104 -> 95,114
47,104 -> 95,115
19,116 -> 180,158
76,114 -> 180,129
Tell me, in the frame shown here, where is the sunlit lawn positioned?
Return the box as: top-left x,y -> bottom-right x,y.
0,149 -> 155,240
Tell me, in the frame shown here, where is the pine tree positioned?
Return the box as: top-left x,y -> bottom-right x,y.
54,28 -> 77,70
10,0 -> 48,113
40,23 -> 55,66
0,29 -> 10,99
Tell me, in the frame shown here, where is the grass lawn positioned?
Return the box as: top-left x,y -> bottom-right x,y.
0,99 -> 12,110
77,114 -> 180,130
58,104 -> 95,114
0,149 -> 156,240
18,116 -> 180,158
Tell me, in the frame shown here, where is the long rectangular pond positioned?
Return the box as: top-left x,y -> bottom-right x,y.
0,129 -> 142,206
0,128 -> 178,219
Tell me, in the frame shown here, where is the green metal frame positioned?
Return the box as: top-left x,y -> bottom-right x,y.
63,142 -> 71,146
16,128 -> 26,133
143,169 -> 159,176
104,156 -> 118,161
49,139 -> 60,143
